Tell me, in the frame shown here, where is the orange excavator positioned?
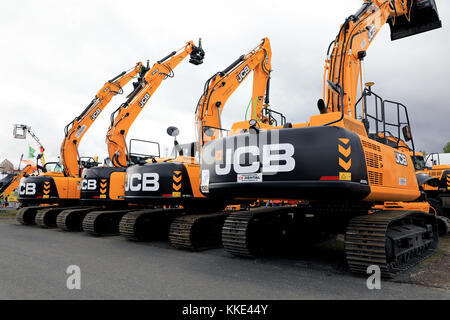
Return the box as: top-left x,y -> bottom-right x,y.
1,125 -> 46,206
54,40 -> 205,232
200,0 -> 443,277
412,152 -> 450,234
417,153 -> 450,217
1,165 -> 34,206
117,38 -> 282,249
16,62 -> 143,226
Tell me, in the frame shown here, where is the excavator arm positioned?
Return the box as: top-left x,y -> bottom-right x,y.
60,62 -> 143,177
106,40 -> 205,168
0,164 -> 34,202
323,0 -> 441,118
195,38 -> 272,146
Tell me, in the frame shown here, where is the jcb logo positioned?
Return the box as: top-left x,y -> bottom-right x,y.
19,182 -> 36,195
237,65 -> 250,83
125,173 -> 159,192
139,93 -> 150,108
216,143 -> 295,175
90,108 -> 101,121
367,24 -> 376,42
395,152 -> 408,167
81,179 -> 97,191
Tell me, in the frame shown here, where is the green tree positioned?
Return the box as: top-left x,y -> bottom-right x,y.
444,142 -> 450,153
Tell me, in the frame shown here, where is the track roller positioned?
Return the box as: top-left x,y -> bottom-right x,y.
436,216 -> 449,236
119,208 -> 184,241
16,206 -> 56,225
345,210 -> 438,278
35,207 -> 74,228
56,207 -> 99,231
222,206 -> 309,257
82,209 -> 134,236
169,213 -> 228,251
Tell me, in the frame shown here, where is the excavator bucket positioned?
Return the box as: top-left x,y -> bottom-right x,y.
388,0 -> 442,41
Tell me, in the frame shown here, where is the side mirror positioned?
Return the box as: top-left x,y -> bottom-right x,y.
402,126 -> 412,142
167,126 -> 179,137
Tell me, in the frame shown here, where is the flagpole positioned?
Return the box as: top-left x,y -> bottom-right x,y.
17,154 -> 23,171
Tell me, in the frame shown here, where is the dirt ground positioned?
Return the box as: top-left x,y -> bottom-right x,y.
409,235 -> 450,291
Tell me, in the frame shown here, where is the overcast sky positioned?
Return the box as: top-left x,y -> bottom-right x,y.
0,0 -> 449,167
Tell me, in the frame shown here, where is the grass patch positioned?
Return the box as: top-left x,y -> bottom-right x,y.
0,210 -> 18,218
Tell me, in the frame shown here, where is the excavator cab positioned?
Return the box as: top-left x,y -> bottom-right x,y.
356,83 -> 413,148
128,139 -> 160,164
42,162 -> 64,173
388,0 -> 442,41
79,157 -> 99,169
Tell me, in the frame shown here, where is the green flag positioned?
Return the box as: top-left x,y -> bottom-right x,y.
28,145 -> 36,158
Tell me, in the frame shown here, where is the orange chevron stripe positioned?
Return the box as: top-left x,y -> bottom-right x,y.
173,171 -> 182,175
339,158 -> 352,171
100,182 -> 107,188
339,138 -> 350,145
338,145 -> 351,158
172,183 -> 182,191
43,190 -> 50,195
100,188 -> 107,194
101,179 -> 107,183
173,175 -> 182,183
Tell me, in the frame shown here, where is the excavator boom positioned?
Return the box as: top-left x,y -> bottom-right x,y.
106,40 -> 205,168
195,38 -> 272,146
60,62 -> 143,177
1,165 -> 34,202
324,0 -> 441,118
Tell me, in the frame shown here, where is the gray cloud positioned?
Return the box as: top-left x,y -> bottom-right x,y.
1,0 -> 449,167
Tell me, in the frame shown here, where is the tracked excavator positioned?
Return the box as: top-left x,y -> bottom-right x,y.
1,165 -> 34,205
412,152 -> 450,234
417,153 -> 450,217
200,0 -> 443,277
56,40 -> 205,233
16,62 -> 143,226
118,38 -> 282,248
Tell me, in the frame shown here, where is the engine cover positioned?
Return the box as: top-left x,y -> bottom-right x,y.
200,126 -> 371,201
125,162 -> 193,204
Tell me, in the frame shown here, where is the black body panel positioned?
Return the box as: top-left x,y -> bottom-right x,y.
125,162 -> 193,204
200,126 -> 371,201
18,175 -> 62,205
80,166 -> 126,205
